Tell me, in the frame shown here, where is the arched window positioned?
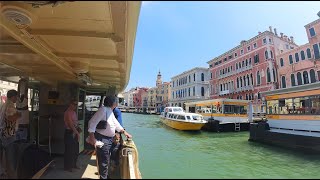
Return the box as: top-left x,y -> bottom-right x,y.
242,61 -> 245,67
273,68 -> 276,82
243,76 -> 246,86
237,77 -> 239,88
236,63 -> 238,70
250,73 -> 254,85
289,55 -> 293,64
246,94 -> 248,100
297,72 -> 302,85
295,53 -> 299,62
240,77 -> 243,87
257,71 -> 261,85
220,84 -> 223,91
247,75 -> 250,86
249,58 -> 252,65
267,68 -> 271,82
194,73 -> 196,81
201,73 -> 204,81
265,50 -> 269,59
303,71 -> 309,84
201,87 -> 205,96
188,88 -> 190,96
246,59 -> 248,66
270,50 -> 273,58
307,48 -> 312,59
310,69 -> 316,83
281,76 -> 286,88
301,50 -> 305,60
280,58 -> 284,67
239,62 -> 241,68
291,74 -> 296,87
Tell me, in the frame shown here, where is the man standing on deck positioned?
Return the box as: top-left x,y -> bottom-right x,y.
0,90 -> 21,176
109,96 -> 124,178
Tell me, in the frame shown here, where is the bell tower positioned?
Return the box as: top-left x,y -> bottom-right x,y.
156,70 -> 162,86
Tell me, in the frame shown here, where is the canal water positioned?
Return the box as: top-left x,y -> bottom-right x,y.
122,113 -> 320,179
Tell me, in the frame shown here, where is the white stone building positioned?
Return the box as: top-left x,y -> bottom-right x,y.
169,67 -> 210,109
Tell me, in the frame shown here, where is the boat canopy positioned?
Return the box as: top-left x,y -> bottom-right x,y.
0,1 -> 141,93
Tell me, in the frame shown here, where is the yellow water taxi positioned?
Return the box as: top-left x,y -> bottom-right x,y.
160,107 -> 207,131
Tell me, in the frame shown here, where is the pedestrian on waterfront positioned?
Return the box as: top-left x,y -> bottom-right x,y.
64,99 -> 81,172
87,95 -> 132,179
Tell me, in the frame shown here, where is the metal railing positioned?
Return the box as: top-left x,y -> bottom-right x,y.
217,65 -> 253,79
235,85 -> 254,92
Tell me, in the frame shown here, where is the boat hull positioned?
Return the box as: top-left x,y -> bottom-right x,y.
160,117 -> 206,131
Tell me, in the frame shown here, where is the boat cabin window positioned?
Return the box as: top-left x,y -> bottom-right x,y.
177,115 -> 185,120
267,95 -> 320,115
172,107 -> 183,112
224,105 -> 247,114
186,116 -> 191,120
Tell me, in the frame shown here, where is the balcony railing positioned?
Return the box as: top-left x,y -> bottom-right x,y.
218,89 -> 234,95
236,65 -> 253,74
217,65 -> 252,79
235,85 -> 254,92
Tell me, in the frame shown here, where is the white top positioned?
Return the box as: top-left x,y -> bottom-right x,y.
88,106 -> 124,137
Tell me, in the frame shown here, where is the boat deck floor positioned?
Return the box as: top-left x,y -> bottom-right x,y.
40,150 -> 99,179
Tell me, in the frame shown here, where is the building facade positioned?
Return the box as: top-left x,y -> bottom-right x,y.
123,87 -> 137,107
277,17 -> 320,89
169,67 -> 210,109
134,87 -> 148,109
147,87 -> 157,110
207,27 -> 298,113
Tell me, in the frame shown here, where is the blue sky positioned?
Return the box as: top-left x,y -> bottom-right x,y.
125,1 -> 320,91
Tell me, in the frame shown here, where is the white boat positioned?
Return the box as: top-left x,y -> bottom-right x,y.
159,107 -> 207,131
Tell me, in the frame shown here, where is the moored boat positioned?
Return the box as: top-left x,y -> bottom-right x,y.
160,107 -> 207,131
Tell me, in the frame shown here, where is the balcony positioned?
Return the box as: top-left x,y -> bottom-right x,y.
236,65 -> 253,74
218,71 -> 236,79
235,85 -> 254,92
218,89 -> 234,95
217,65 -> 252,79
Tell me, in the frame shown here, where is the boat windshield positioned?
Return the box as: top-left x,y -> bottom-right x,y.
192,115 -> 203,120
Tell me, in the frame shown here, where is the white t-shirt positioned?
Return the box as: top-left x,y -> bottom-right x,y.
88,106 -> 124,137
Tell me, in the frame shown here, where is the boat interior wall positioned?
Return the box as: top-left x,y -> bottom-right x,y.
38,82 -> 79,154
0,1 -> 141,93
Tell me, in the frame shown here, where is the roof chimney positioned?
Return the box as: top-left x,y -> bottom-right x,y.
258,32 -> 261,35
290,36 -> 294,43
274,28 -> 278,36
280,32 -> 283,38
269,26 -> 273,33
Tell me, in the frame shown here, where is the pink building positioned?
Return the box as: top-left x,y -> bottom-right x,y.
207,27 -> 298,112
133,87 -> 149,108
277,18 -> 320,89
